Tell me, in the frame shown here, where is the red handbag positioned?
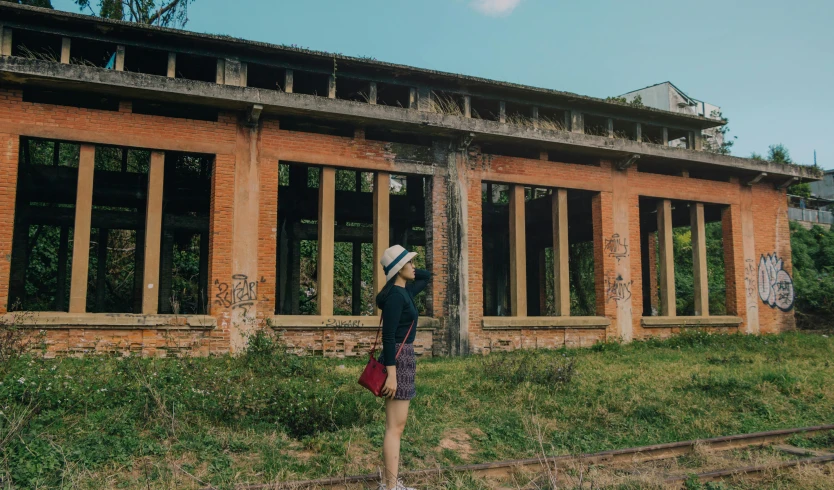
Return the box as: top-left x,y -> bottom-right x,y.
358,316 -> 416,397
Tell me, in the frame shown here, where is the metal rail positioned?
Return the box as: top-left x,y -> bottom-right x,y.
205,423 -> 834,490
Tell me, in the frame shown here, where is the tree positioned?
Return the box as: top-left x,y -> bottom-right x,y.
1,0 -> 53,8
74,0 -> 196,28
751,144 -> 814,198
703,110 -> 735,155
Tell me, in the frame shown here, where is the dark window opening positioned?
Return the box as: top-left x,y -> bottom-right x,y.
503,101 -> 534,127
612,119 -> 638,141
470,96 -> 500,121
333,169 -> 374,315
636,160 -> 683,176
546,148 -> 601,167
390,175 -> 428,314
175,52 -> 216,83
642,124 -> 664,145
69,37 -> 116,68
123,44 -> 168,77
246,62 -> 285,91
7,138 -> 81,312
292,70 -> 330,97
132,99 -> 219,122
667,128 -> 690,148
429,91 -> 465,116
688,168 -> 731,183
479,142 -> 540,160
364,127 -> 434,148
537,107 -> 569,132
336,77 -> 371,103
584,114 -> 608,137
279,116 -> 354,138
376,82 -> 411,108
11,28 -> 63,62
23,87 -> 120,112
482,182 -> 511,316
158,152 -> 213,315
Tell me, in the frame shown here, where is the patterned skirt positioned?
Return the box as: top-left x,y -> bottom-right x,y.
387,343 -> 416,400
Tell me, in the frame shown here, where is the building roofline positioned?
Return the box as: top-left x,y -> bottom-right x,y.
0,2 -> 726,129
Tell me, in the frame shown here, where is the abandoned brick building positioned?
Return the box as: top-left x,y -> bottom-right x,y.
0,4 -> 819,357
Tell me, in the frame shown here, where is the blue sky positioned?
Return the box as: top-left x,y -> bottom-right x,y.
52,0 -> 834,168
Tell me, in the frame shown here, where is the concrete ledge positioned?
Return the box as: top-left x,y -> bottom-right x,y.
482,316 -> 611,330
269,315 -> 440,330
641,316 -> 743,328
1,312 -> 217,330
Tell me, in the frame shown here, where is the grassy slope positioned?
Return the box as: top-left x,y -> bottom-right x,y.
2,330 -> 833,488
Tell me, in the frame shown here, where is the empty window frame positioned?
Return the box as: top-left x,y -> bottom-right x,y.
667,128 -> 691,149
175,52 -> 217,83
157,153 -> 213,315
389,175 -> 429,315
584,114 -> 609,137
68,37 -> 117,68
641,124 -> 665,145
333,169 -> 375,315
246,62 -> 285,91
292,70 -> 331,97
612,119 -> 639,141
375,82 -> 411,108
336,77 -> 372,103
123,45 -> 169,77
11,28 -> 63,62
470,96 -> 501,121
8,138 -> 81,311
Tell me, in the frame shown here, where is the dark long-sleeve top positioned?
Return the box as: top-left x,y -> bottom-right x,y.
379,269 -> 431,366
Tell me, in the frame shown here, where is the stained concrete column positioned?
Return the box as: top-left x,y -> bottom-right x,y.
693,131 -> 703,151
552,188 -> 570,316
373,172 -> 390,315
662,128 -> 669,146
499,101 -> 507,123
635,123 -> 642,143
368,82 -> 377,105
69,144 -> 95,313
167,53 -> 176,78
327,76 -> 336,99
216,59 -> 225,84
607,118 -> 614,138
317,167 -> 336,316
691,203 -> 709,316
284,70 -> 294,93
657,199 -> 675,316
463,96 -> 471,118
142,151 -> 165,315
443,141 -> 471,354
509,184 -> 527,316
0,26 -> 11,57
571,111 -> 584,133
115,45 -> 125,71
60,37 -> 70,64
739,187 -> 759,333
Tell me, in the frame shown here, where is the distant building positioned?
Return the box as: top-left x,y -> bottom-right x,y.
621,82 -> 724,151
810,169 -> 834,200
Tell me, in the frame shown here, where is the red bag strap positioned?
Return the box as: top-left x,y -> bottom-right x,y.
369,315 -> 416,360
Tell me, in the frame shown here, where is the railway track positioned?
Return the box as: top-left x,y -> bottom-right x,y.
201,423 -> 834,489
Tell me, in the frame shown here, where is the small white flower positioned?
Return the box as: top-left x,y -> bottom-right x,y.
17,378 -> 25,384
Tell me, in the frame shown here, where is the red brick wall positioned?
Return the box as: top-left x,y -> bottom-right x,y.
0,87 -> 798,356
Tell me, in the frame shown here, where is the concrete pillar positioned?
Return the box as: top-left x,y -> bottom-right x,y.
662,127 -> 669,145
69,144 -> 95,313
571,110 -> 584,134
739,188 -> 759,333
373,172 -> 390,315
657,199 -> 675,316
686,131 -> 695,149
531,107 -> 539,128
327,75 -> 336,98
408,88 -> 417,109
499,101 -> 506,123
552,189 -> 570,315
368,82 -> 377,105
240,63 -> 248,87
693,131 -> 703,151
607,118 -> 614,138
691,203 -> 709,316
317,167 -> 336,316
167,52 -> 176,78
463,96 -> 471,118
284,69 -> 293,93
509,184 -> 527,316
221,58 -> 244,87
142,151 -> 165,315
443,141 -> 470,354
635,123 -> 642,143
61,37 -> 71,64
417,87 -> 431,112
0,26 -> 11,57
216,59 -> 225,84
115,45 -> 125,71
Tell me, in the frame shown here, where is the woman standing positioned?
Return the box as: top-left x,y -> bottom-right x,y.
376,245 -> 431,490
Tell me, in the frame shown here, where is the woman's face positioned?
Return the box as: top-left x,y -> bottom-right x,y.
398,260 -> 416,280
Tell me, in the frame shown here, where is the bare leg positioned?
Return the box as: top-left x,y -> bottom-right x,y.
383,398 -> 410,487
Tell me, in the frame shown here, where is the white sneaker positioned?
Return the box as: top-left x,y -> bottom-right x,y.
395,479 -> 416,490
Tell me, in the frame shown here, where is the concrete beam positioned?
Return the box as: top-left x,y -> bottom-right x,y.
142,151 -> 164,314
777,176 -> 798,190
552,189 -> 570,316
167,52 -> 176,78
745,172 -> 767,186
317,167 -> 336,316
509,184 -> 527,316
61,37 -> 70,64
690,203 -> 709,316
0,57 -> 819,181
615,154 -> 640,171
115,45 -> 125,71
69,144 -> 95,313
372,172 -> 390,315
246,103 -> 263,128
657,199 -> 675,317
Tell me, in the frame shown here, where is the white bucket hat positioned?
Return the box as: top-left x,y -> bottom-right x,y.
381,245 -> 417,282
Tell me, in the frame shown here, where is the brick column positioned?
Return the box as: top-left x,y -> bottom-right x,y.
373,172 -> 390,315
0,133 -> 19,313
509,184 -> 526,317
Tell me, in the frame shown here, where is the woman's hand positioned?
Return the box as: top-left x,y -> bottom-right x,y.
381,367 -> 397,399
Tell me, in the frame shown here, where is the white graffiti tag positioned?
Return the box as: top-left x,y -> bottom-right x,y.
757,253 -> 794,312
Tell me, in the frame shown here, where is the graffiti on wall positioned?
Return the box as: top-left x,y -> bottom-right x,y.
757,254 -> 794,312
604,234 -> 629,263
605,273 -> 633,304
215,274 -> 266,315
744,259 -> 759,315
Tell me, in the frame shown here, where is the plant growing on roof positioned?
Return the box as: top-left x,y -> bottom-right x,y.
73,0 -> 197,28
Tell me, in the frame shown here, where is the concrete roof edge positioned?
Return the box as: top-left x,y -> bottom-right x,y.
1,3 -> 725,129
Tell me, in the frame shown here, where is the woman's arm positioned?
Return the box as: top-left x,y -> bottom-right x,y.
380,292 -> 405,366
407,269 -> 432,296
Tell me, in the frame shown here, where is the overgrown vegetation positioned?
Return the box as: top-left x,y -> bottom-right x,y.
1,329 -> 831,488
790,221 -> 834,327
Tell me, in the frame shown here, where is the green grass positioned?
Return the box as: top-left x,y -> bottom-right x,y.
1,330 -> 833,489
